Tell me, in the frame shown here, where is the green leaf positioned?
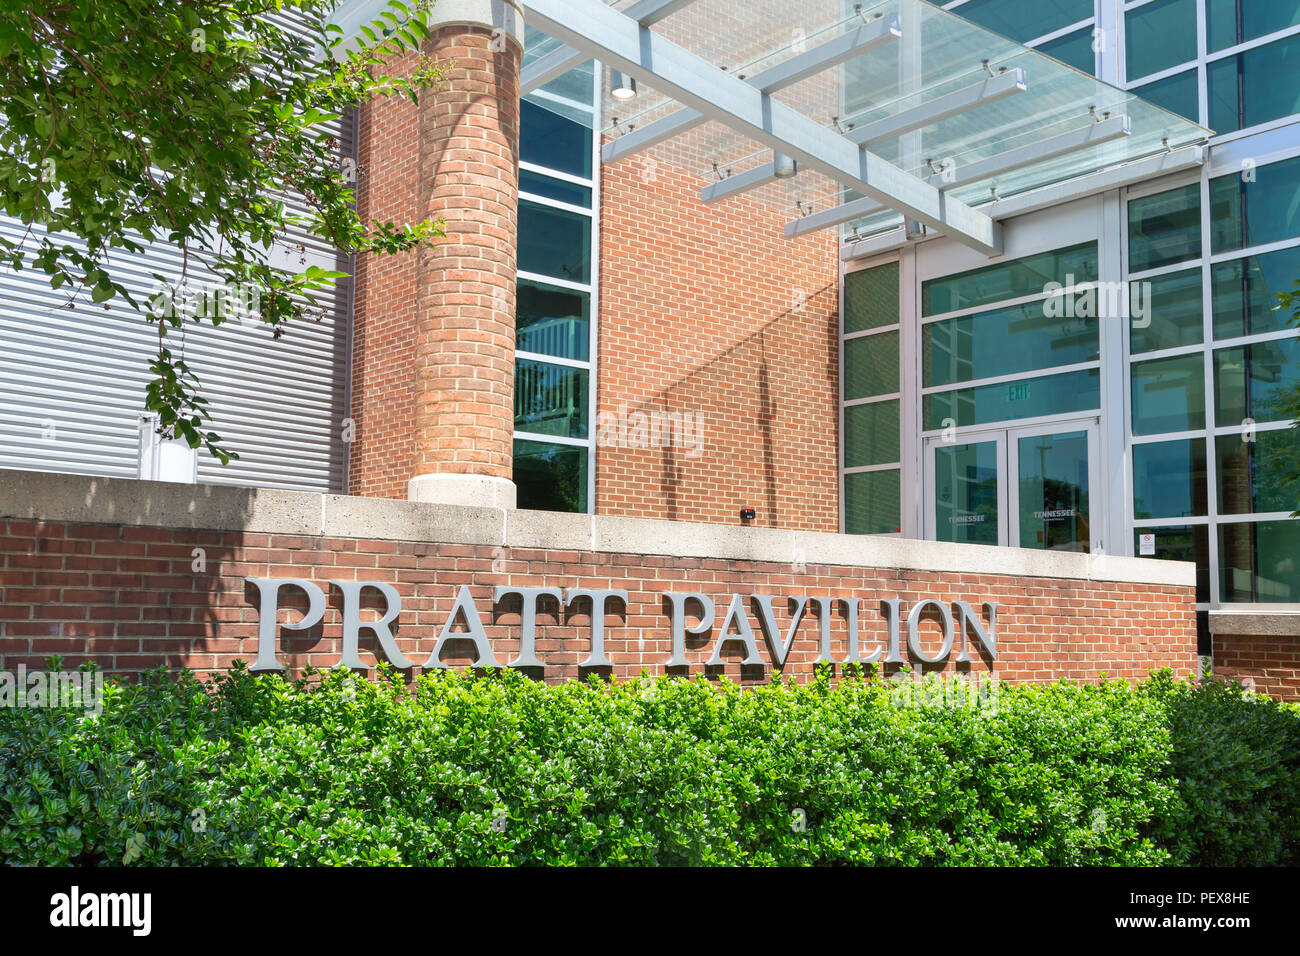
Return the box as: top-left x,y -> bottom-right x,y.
0,1 -> 444,467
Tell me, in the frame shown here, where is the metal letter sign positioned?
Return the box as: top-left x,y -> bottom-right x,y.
244,578 -> 999,673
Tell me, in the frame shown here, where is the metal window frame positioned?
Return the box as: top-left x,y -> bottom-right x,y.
1118,0 -> 1300,141
839,251 -> 905,535
519,160 -> 595,189
1121,135 -> 1300,609
906,209 -> 1111,543
513,61 -> 603,515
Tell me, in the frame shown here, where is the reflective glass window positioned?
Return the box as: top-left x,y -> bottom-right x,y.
514,438 -> 589,513
845,469 -> 901,535
1133,438 -> 1209,519
1126,0 -> 1198,79
1131,353 -> 1207,435
1128,184 -> 1202,272
924,368 -> 1101,429
1214,338 -> 1300,425
1207,33 -> 1300,134
1130,267 -> 1203,354
845,400 -> 901,468
922,243 -> 1097,316
1216,429 -> 1300,514
1219,519 -> 1300,602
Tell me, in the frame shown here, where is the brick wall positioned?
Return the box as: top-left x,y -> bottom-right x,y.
0,515 -> 1199,688
347,18 -> 844,517
350,24 -> 522,497
350,47 -> 421,499
1214,634 -> 1300,700
411,25 -> 520,484
595,155 -> 841,529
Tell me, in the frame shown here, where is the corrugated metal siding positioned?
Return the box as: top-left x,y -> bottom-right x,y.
0,13 -> 352,493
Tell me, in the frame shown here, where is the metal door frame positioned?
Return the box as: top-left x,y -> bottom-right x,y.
924,416 -> 1101,552
923,427 -> 1009,546
1006,418 -> 1102,554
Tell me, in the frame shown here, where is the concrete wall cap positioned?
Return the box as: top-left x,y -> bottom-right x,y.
1209,610 -> 1300,637
0,469 -> 1197,587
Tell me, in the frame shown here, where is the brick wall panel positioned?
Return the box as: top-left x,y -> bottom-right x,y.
596,154 -> 841,530
0,518 -> 1203,692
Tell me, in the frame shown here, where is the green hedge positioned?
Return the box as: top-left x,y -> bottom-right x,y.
1,665 -> 1297,866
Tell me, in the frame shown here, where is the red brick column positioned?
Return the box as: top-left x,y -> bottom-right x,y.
352,1 -> 523,507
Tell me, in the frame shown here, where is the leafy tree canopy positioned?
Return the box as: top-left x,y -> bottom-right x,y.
0,0 -> 444,462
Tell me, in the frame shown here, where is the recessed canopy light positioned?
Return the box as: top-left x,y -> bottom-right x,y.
610,69 -> 637,101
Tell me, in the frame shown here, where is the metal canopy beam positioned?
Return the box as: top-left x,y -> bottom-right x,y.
701,67 -> 1027,205
700,158 -> 788,203
839,144 -> 1205,261
521,0 -> 699,95
745,15 -> 901,92
848,68 -> 1027,146
522,0 -> 1001,254
605,14 -> 902,165
785,114 -> 1131,238
936,114 -> 1132,185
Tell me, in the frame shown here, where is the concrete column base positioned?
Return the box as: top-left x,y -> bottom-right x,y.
408,473 -> 518,510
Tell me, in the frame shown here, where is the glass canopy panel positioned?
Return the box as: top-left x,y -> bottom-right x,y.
524,0 -> 1210,242
522,24 -> 598,127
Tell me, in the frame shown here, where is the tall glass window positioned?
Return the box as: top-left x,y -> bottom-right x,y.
1209,155 -> 1300,254
1131,267 -> 1203,353
1126,0 -> 1198,79
1207,0 -> 1300,51
1120,0 -> 1300,609
513,53 -> 599,513
842,261 -> 902,535
942,0 -> 1098,74
1207,32 -> 1300,134
921,243 -> 1102,430
1127,156 -> 1300,607
1127,183 -> 1201,272
1123,0 -> 1300,135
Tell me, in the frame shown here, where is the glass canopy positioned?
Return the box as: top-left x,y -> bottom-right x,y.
522,0 -> 1211,243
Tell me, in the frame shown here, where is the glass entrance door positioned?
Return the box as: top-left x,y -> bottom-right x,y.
925,420 -> 1099,553
931,435 -> 1006,546
1010,425 -> 1096,553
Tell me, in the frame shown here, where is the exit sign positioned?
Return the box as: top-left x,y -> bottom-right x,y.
1008,382 -> 1031,402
